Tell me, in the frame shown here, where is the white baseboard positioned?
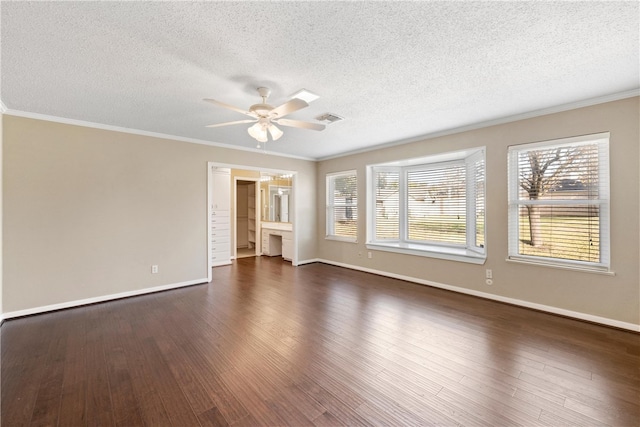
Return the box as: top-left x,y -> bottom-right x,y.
1,278 -> 209,321
296,258 -> 321,266
316,259 -> 640,332
3,261 -> 637,333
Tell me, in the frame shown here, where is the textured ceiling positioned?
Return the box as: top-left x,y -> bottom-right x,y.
2,1 -> 638,160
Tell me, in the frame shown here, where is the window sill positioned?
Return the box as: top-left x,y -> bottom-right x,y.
326,235 -> 357,243
366,242 -> 486,264
506,257 -> 614,276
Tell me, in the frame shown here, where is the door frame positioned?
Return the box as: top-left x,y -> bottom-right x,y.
233,176 -> 260,260
207,162 -> 298,281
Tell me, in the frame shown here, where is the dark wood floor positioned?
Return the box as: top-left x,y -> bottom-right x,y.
2,257 -> 639,426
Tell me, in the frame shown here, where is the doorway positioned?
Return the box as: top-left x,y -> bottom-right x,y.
235,178 -> 259,259
207,162 -> 298,280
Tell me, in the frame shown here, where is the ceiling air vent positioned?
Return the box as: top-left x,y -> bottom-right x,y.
315,113 -> 344,124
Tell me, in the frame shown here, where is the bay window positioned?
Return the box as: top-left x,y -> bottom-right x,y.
367,148 -> 485,263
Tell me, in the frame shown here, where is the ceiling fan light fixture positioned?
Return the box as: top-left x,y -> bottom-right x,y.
290,88 -> 319,104
248,123 -> 268,142
268,124 -> 283,141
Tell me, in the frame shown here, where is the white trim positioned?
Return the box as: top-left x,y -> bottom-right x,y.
507,131 -> 610,151
6,91 -> 636,163
3,109 -> 315,161
506,257 -> 614,275
233,176 -> 261,260
318,90 -> 639,161
325,235 -> 357,243
207,162 -> 213,281
326,169 -> 357,178
316,259 -> 640,332
366,242 -> 486,264
296,258 -> 321,266
1,278 -> 208,321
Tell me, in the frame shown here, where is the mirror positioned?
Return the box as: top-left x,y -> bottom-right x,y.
260,172 -> 292,223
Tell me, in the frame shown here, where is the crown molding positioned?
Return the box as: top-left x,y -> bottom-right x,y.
4,88 -> 638,162
2,109 -> 316,161
318,89 -> 640,161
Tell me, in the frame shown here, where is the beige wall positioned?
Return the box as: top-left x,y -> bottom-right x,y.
0,113 -> 3,317
2,116 -> 316,313
317,97 -> 640,327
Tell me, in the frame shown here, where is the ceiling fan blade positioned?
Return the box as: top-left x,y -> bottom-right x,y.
203,98 -> 254,117
270,98 -> 308,118
206,119 -> 257,128
275,118 -> 326,131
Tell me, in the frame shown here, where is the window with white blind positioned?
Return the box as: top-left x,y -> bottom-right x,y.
326,171 -> 357,242
507,133 -> 610,272
367,148 -> 486,263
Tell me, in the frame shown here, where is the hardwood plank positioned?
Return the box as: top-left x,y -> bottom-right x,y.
136,337 -> 202,426
104,346 -> 144,426
1,321 -> 52,426
310,410 -> 346,427
83,307 -> 116,427
198,406 -> 229,427
119,329 -> 173,426
2,257 -> 639,426
219,367 -> 288,426
294,377 -> 372,427
436,386 -> 521,427
278,384 -> 327,421
29,323 -> 66,426
58,315 -> 88,427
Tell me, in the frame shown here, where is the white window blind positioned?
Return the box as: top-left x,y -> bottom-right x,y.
374,171 -> 399,240
406,163 -> 466,245
508,133 -> 610,270
326,171 -> 357,241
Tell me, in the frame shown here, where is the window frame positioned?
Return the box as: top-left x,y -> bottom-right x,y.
326,170 -> 358,243
366,148 -> 486,264
507,132 -> 611,273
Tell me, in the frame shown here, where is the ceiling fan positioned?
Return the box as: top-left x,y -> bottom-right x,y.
204,87 -> 325,146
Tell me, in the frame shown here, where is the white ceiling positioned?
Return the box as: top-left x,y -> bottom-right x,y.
2,1 -> 638,160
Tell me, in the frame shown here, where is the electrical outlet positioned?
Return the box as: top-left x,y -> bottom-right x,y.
485,269 -> 492,279
367,252 -> 372,259
151,265 -> 158,274
486,279 -> 493,285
